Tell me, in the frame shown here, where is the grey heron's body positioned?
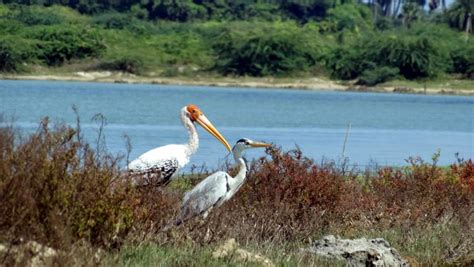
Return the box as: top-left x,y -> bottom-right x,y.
176,138 -> 270,225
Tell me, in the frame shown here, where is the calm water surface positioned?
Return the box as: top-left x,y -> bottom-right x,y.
1,80 -> 472,168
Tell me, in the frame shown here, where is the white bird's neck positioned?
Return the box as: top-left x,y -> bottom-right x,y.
181,108 -> 199,156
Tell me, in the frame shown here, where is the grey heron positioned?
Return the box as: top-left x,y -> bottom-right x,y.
176,138 -> 270,225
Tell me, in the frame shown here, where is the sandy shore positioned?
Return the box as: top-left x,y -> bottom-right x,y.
1,71 -> 473,96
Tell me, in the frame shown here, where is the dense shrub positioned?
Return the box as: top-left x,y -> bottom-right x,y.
92,12 -> 151,31
374,34 -> 448,79
0,37 -> 24,72
149,1 -> 208,22
0,36 -> 36,72
451,43 -> 474,78
7,5 -> 64,25
0,118 -> 134,248
178,147 -> 473,246
327,31 -> 451,80
357,66 -> 400,86
324,3 -> 372,32
325,44 -> 373,79
214,29 -> 322,76
28,26 -> 105,65
92,12 -> 132,29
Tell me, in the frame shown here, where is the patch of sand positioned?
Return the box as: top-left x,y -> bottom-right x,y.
1,72 -> 473,96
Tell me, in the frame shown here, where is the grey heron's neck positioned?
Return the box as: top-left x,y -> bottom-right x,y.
181,109 -> 199,156
230,149 -> 247,188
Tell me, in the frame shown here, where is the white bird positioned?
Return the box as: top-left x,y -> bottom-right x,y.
128,104 -> 231,186
176,138 -> 270,225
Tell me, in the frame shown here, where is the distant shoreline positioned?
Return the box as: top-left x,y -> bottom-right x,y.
2,71 -> 473,96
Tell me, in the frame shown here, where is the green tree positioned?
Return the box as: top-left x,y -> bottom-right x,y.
149,0 -> 207,21
401,2 -> 424,28
444,0 -> 473,33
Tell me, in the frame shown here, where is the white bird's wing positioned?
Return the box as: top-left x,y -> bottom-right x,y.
128,144 -> 187,185
128,144 -> 187,171
180,171 -> 230,221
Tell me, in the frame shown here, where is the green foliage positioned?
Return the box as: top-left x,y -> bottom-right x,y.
229,2 -> 282,21
325,45 -> 371,80
357,67 -> 400,86
0,3 -> 470,81
214,33 -> 314,76
130,4 -> 148,20
327,25 -> 455,80
280,0 -> 333,22
213,23 -> 327,76
4,4 -> 88,25
443,0 -> 473,31
0,36 -> 36,72
91,12 -> 154,34
28,26 -> 105,66
324,3 -> 372,32
7,5 -> 64,25
149,0 -> 208,21
451,43 -> 474,78
374,34 -> 446,79
92,12 -> 133,29
99,28 -> 214,75
401,2 -> 424,28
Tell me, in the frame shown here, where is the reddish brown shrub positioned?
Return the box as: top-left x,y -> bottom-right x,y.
451,159 -> 474,190
1,118 -> 472,263
0,118 -> 137,248
176,147 -> 473,246
369,156 -> 473,230
178,147 -> 372,244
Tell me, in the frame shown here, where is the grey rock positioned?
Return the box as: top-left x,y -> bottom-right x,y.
303,235 -> 409,267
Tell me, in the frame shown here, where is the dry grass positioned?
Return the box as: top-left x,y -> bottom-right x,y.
0,118 -> 472,266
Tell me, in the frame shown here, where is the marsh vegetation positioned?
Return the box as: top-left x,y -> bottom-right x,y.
0,118 -> 472,265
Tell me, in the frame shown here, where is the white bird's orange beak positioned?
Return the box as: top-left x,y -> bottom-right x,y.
186,104 -> 231,152
195,114 -> 232,152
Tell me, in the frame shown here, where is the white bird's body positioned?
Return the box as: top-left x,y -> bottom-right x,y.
177,139 -> 270,224
128,144 -> 191,182
129,144 -> 190,171
128,105 -> 231,186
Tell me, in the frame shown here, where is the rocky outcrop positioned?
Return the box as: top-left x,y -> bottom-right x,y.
302,235 -> 409,267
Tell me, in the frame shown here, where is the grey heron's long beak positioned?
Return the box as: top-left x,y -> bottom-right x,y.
249,141 -> 271,148
195,114 -> 232,152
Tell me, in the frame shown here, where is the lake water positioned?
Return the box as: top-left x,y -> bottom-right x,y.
1,79 -> 472,169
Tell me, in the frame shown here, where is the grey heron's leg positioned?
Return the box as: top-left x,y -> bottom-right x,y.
202,207 -> 213,219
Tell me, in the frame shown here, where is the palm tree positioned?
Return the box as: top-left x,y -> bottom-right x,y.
445,0 -> 473,33
401,2 -> 423,28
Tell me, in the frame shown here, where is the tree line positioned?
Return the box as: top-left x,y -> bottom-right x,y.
0,1 -> 472,84
0,0 -> 471,29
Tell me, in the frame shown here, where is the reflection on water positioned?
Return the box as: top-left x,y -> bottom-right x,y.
1,79 -> 473,168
